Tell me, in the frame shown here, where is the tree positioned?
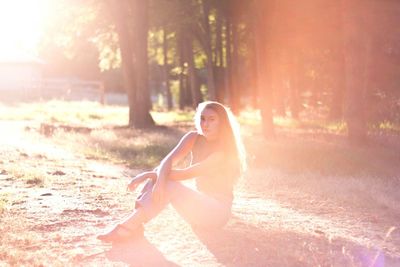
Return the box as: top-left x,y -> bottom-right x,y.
162,26 -> 173,110
199,0 -> 217,100
253,0 -> 276,139
108,0 -> 154,127
341,0 -> 368,144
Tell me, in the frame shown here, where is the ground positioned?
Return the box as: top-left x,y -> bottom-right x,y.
0,120 -> 399,267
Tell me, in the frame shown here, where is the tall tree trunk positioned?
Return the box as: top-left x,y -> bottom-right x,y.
177,32 -> 188,109
215,10 -> 223,68
289,52 -> 300,119
329,47 -> 345,120
274,49 -> 286,116
201,0 -> 217,100
249,31 -> 259,109
225,16 -> 232,105
163,26 -> 172,110
185,34 -> 202,107
130,0 -> 154,127
109,1 -> 137,126
254,0 -> 276,139
215,8 -> 225,103
230,21 -> 240,114
342,0 -> 368,144
109,0 -> 154,128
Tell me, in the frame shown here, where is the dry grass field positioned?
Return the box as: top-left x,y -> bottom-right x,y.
0,101 -> 399,266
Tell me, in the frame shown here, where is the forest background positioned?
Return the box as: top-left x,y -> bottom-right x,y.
0,0 -> 399,266
30,0 -> 400,142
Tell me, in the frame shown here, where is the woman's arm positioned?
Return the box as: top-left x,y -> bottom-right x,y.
152,131 -> 198,203
155,131 -> 198,180
167,151 -> 225,181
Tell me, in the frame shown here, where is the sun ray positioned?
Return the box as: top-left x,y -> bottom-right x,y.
0,0 -> 51,57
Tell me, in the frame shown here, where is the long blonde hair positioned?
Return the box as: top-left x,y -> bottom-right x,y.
194,101 -> 247,178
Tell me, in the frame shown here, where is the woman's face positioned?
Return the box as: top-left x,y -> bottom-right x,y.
200,108 -> 220,140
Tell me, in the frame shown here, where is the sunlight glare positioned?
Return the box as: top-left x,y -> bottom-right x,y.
0,0 -> 51,57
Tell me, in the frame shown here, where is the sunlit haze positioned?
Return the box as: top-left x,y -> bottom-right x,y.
0,0 -> 50,59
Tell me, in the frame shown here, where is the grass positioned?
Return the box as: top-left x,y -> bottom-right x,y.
247,137 -> 399,178
0,193 -> 9,214
0,214 -> 50,266
0,100 -> 128,127
373,120 -> 400,133
25,176 -> 45,186
4,164 -> 47,187
151,110 -> 195,125
26,102 -> 397,215
0,100 -> 399,265
0,101 -> 191,168
82,135 -> 177,168
0,100 -> 194,127
1,100 -> 399,134
2,100 -> 398,175
53,127 -> 183,168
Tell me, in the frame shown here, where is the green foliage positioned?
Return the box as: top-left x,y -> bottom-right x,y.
0,194 -> 9,214
86,141 -> 176,169
95,30 -> 121,71
372,121 -> 400,134
248,135 -> 400,179
151,110 -> 195,123
23,0 -> 400,127
0,101 -> 128,126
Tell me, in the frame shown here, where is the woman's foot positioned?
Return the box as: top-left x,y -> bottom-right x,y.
97,223 -> 144,243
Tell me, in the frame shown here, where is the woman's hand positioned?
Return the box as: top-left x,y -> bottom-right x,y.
127,171 -> 156,191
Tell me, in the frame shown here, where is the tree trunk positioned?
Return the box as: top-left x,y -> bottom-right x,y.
215,9 -> 223,68
163,27 -> 173,110
130,0 -> 154,127
109,0 -> 154,128
225,16 -> 232,105
230,21 -> 240,114
249,32 -> 259,109
342,0 -> 368,144
274,49 -> 286,116
253,0 -> 276,139
177,32 -> 188,109
185,34 -> 202,107
201,0 -> 217,100
289,52 -> 300,119
329,47 -> 345,120
108,1 -> 137,125
215,8 -> 225,103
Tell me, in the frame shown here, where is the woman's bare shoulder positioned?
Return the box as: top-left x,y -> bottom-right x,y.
182,130 -> 199,140
178,131 -> 199,147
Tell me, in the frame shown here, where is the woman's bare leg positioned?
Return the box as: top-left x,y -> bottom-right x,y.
133,179 -> 231,228
98,179 -> 230,241
118,207 -> 147,229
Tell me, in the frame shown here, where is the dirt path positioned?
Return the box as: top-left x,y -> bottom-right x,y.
0,121 -> 399,266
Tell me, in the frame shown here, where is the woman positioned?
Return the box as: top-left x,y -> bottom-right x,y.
97,101 -> 246,242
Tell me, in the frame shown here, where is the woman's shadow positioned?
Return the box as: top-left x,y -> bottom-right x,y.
103,219 -> 272,267
192,220 -> 275,266
105,236 -> 180,267
104,217 -> 378,266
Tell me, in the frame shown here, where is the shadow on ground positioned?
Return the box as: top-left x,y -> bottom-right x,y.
95,219 -> 397,267
193,220 -> 395,267
103,237 -> 179,266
